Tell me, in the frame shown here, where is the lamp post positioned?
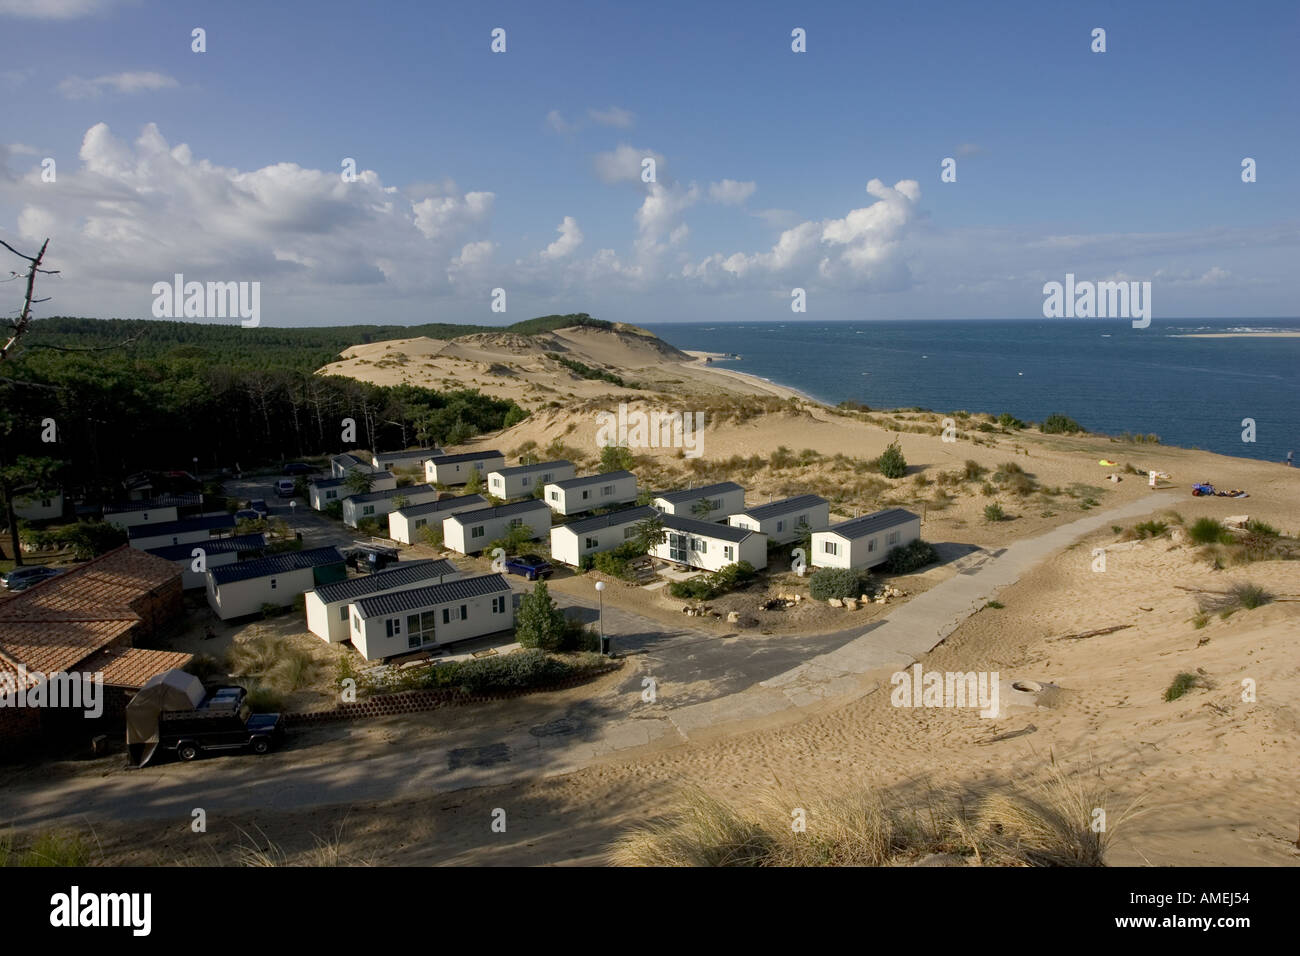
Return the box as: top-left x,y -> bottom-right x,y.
594,580 -> 607,655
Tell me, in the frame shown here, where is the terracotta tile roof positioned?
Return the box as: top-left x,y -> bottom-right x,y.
0,546 -> 181,678
78,646 -> 194,689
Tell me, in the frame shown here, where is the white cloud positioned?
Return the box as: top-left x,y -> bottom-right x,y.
708,179 -> 756,205
0,0 -> 120,18
58,71 -> 178,99
540,216 -> 583,260
593,144 -> 664,184
546,110 -> 577,134
587,106 -> 635,128
955,143 -> 986,158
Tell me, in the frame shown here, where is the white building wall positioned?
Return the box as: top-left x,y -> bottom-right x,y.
444,506 -> 552,555
488,463 -> 576,500
545,475 -> 638,516
350,588 -> 514,660
549,520 -> 643,567
103,506 -> 181,530
343,486 -> 439,528
206,567 -> 318,620
655,488 -> 746,520
426,455 -> 505,486
810,516 -> 921,570
650,529 -> 768,572
388,499 -> 484,545
13,491 -> 63,522
728,501 -> 830,545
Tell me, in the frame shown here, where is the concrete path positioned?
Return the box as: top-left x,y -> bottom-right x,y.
0,494 -> 1177,826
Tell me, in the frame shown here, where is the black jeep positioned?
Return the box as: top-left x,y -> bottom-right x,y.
159,686 -> 285,762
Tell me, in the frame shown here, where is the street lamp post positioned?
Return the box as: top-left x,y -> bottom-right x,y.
594,580 -> 607,655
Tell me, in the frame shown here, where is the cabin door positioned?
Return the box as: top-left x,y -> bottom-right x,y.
668,533 -> 688,564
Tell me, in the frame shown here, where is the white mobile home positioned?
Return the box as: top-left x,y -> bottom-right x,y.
811,508 -> 921,571
545,471 -> 638,516
387,494 -> 487,545
727,494 -> 830,545
330,453 -> 373,478
342,484 -> 440,529
128,513 -> 237,551
145,533 -> 267,589
309,472 -> 396,510
425,450 -> 506,486
653,482 -> 746,521
304,558 -> 461,643
205,546 -> 346,620
103,494 -> 202,530
348,573 -> 515,660
443,499 -> 552,555
650,513 -> 769,572
12,487 -> 64,522
549,505 -> 657,567
372,448 -> 442,472
487,460 -> 576,500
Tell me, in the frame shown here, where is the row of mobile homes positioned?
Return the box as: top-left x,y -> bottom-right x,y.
206,546 -> 346,620
103,494 -> 203,530
653,482 -> 745,521
727,494 -> 830,545
305,558 -> 461,643
12,487 -> 64,522
811,508 -> 921,571
342,484 -> 440,529
330,453 -> 372,478
651,513 -> 768,572
443,499 -> 552,555
545,471 -> 638,516
373,448 -> 442,471
348,573 -> 514,660
128,513 -> 236,551
145,533 -> 267,589
388,494 -> 486,544
549,505 -> 657,567
487,460 -> 575,500
425,450 -> 505,486
309,472 -> 396,510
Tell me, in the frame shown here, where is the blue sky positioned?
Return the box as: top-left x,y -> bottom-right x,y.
1,0 -> 1297,325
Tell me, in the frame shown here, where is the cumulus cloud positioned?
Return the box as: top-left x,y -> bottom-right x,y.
587,106 -> 635,128
58,71 -> 178,99
546,110 -> 577,134
540,216 -> 583,260
707,179 -> 756,205
593,144 -> 664,184
0,0 -> 119,18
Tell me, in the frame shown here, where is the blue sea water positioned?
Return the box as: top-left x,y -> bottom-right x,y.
642,319 -> 1300,463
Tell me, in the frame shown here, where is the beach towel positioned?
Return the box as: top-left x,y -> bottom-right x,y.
1098,459 -> 1117,466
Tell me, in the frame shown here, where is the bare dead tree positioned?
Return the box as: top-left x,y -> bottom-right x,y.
1,237 -> 59,361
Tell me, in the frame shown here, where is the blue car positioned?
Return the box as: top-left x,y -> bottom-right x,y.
505,554 -> 553,580
1,565 -> 62,591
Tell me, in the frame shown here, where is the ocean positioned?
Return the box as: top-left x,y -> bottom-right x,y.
643,319 -> 1300,464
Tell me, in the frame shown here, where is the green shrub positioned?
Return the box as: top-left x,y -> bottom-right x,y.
1163,672 -> 1204,702
592,542 -> 642,580
997,412 -> 1025,429
808,567 -> 871,601
962,460 -> 986,481
515,580 -> 568,650
1132,520 -> 1168,539
324,500 -> 344,520
882,539 -> 938,574
1040,413 -> 1083,435
599,443 -> 636,472
876,440 -> 907,479
667,561 -> 757,600
1188,517 -> 1228,545
983,503 -> 1007,522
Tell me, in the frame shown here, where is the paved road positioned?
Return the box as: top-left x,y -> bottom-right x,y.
0,493 -> 1178,827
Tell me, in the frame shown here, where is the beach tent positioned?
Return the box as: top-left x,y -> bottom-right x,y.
125,668 -> 205,767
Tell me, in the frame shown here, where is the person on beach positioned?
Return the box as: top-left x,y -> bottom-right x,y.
1287,450 -> 1294,467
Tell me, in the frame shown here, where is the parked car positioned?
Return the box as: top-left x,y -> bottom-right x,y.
1,565 -> 63,591
234,508 -> 261,522
274,478 -> 296,498
281,462 -> 317,476
247,499 -> 269,518
505,554 -> 553,580
344,545 -> 399,573
157,685 -> 285,762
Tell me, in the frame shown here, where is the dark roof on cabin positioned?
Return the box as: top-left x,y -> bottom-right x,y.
822,508 -> 919,540
448,499 -> 551,524
209,546 -> 344,585
428,450 -> 505,466
346,483 -> 434,505
732,494 -> 827,522
393,494 -> 487,518
661,512 -> 757,543
127,513 -> 236,539
312,471 -> 393,490
655,482 -> 745,505
311,559 -> 459,604
556,506 -> 658,536
490,459 -> 573,478
353,573 -> 511,618
551,470 -> 634,490
104,494 -> 202,514
145,534 -> 266,561
374,447 -> 442,462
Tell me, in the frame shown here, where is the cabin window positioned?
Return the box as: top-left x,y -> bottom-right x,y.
352,614 -> 360,633
823,541 -> 838,556
521,477 -> 530,487
582,490 -> 591,500
724,545 -> 734,561
339,606 -> 348,621
868,539 -> 877,553
509,518 -> 523,528
270,578 -> 277,590
143,513 -> 149,520
386,618 -> 402,638
459,604 -> 468,620
775,520 -> 784,533
887,531 -> 900,546
492,595 -> 506,613
471,526 -> 485,539
363,505 -> 375,516
550,491 -> 559,501
40,498 -> 51,508
602,485 -> 615,497
415,519 -> 426,530
585,536 -> 599,549
624,526 -> 637,539
690,538 -> 706,553
442,608 -> 451,624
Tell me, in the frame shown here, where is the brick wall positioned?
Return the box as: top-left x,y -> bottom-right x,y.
128,578 -> 184,639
